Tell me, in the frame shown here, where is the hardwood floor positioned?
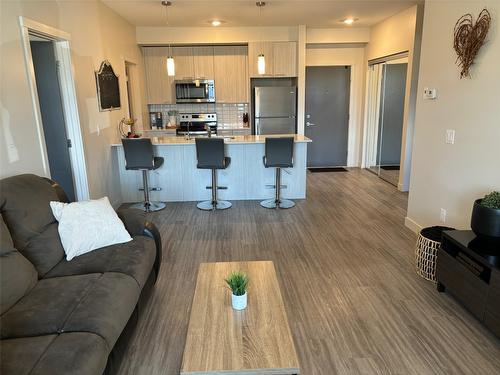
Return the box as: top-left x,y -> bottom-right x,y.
118,168 -> 500,375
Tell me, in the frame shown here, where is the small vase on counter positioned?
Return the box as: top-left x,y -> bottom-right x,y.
168,110 -> 179,127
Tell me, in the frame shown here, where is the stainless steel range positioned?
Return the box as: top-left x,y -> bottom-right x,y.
177,113 -> 217,137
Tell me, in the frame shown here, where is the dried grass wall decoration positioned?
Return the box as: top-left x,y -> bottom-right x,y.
453,8 -> 491,79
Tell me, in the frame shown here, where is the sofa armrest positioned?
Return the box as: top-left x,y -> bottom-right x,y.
117,208 -> 162,282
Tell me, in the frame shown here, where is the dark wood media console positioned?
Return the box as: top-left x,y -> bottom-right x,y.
436,230 -> 500,338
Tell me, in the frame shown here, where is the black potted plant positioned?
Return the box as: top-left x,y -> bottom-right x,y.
471,191 -> 500,238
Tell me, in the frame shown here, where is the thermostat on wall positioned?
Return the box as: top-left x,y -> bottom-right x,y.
423,87 -> 437,100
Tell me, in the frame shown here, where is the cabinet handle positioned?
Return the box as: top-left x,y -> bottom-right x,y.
275,73 -> 285,76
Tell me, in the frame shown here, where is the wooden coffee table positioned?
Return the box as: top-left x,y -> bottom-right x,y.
180,261 -> 300,375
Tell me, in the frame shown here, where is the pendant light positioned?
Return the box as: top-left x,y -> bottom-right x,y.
162,1 -> 175,76
256,1 -> 266,75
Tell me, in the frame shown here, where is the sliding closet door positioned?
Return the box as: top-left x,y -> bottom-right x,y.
377,62 -> 407,186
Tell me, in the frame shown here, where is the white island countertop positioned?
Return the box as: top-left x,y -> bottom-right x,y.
111,134 -> 311,146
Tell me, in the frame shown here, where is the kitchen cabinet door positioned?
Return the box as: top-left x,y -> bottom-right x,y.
142,47 -> 174,104
214,45 -> 248,103
193,46 -> 214,79
173,47 -> 195,80
273,41 -> 297,77
248,41 -> 274,77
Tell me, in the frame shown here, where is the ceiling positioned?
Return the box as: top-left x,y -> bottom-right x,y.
102,0 -> 417,28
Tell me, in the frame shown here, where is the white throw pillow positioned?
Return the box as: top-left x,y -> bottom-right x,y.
50,197 -> 132,261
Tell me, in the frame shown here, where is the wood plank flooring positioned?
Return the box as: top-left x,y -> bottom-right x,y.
118,168 -> 500,375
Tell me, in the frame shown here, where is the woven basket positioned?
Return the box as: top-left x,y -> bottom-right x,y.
415,234 -> 440,282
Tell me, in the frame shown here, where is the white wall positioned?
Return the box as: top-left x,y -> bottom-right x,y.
406,0 -> 500,231
0,0 -> 146,206
364,5 -> 423,191
307,28 -> 370,44
306,44 -> 366,167
137,26 -> 299,45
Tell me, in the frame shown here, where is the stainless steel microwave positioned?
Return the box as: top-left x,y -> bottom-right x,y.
175,79 -> 215,103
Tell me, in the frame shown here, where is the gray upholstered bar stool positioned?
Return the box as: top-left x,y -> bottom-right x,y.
122,138 -> 166,212
195,138 -> 232,211
261,137 -> 295,209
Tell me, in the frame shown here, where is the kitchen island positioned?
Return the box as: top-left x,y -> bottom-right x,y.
112,135 -> 311,203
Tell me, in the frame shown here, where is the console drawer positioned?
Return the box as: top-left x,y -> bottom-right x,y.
484,270 -> 500,337
436,250 -> 489,319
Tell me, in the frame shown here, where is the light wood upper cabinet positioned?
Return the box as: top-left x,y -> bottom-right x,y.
248,41 -> 274,77
214,45 -> 248,103
273,42 -> 297,77
142,45 -> 249,104
193,46 -> 214,79
172,47 -> 195,79
142,47 -> 174,104
248,41 -> 297,77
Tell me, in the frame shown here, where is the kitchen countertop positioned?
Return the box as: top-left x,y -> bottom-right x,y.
111,134 -> 311,146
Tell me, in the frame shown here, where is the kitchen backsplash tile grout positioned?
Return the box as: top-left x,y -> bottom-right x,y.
148,103 -> 249,129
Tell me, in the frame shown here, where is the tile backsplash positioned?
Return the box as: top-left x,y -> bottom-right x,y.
148,103 -> 249,129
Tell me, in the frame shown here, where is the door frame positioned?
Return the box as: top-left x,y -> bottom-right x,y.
122,56 -> 144,131
304,64 -> 352,167
361,51 -> 409,187
18,17 -> 90,201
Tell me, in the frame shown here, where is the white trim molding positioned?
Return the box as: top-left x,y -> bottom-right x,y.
405,216 -> 422,234
18,16 -> 90,201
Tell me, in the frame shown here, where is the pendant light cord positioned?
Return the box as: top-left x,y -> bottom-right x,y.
162,1 -> 172,56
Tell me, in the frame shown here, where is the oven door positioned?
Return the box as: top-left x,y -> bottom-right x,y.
175,80 -> 215,103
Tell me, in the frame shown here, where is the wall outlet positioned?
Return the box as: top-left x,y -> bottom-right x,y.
445,129 -> 455,144
440,208 -> 447,223
423,87 -> 437,100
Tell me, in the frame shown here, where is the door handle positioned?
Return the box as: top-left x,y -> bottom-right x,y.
306,122 -> 316,127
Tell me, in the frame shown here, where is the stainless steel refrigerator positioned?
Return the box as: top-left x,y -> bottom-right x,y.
254,86 -> 297,135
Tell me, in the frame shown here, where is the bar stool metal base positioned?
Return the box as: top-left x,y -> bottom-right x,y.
197,200 -> 232,211
131,201 -> 166,212
197,168 -> 232,211
261,167 -> 295,209
260,199 -> 295,209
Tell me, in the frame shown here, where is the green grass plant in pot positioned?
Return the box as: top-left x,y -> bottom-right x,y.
225,271 -> 249,310
471,191 -> 500,238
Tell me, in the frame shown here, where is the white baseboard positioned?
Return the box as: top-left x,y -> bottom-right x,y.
405,216 -> 422,234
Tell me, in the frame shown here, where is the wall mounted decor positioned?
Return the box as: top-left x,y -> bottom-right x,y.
453,8 -> 491,79
95,60 -> 121,111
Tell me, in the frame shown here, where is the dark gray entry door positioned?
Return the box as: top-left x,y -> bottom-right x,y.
31,41 -> 76,201
305,66 -> 350,167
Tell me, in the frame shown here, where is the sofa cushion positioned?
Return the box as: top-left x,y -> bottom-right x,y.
0,334 -> 57,375
0,332 -> 108,375
0,174 -> 64,277
0,272 -> 140,350
45,235 -> 156,288
0,212 -> 15,252
0,214 -> 38,314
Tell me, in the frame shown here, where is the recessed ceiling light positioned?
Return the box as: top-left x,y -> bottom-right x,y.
342,18 -> 358,25
211,20 -> 223,26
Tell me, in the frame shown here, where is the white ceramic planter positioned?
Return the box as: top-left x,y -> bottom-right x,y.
231,292 -> 247,310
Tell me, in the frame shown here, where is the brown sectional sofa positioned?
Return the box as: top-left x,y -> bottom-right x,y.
0,174 -> 162,374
